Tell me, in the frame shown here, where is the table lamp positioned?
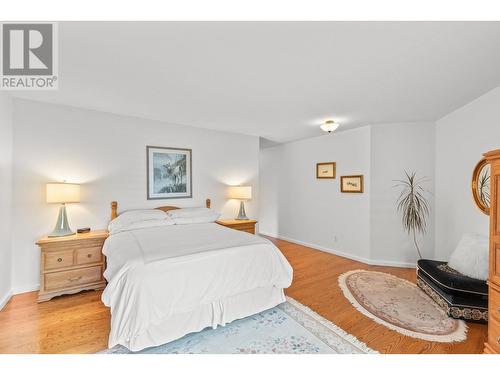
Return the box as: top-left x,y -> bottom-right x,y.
227,185 -> 252,220
46,182 -> 81,237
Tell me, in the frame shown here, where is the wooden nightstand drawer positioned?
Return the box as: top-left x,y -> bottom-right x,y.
231,223 -> 255,232
76,246 -> 103,265
44,249 -> 74,270
45,266 -> 102,291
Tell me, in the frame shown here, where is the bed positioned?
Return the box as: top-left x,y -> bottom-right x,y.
101,200 -> 293,351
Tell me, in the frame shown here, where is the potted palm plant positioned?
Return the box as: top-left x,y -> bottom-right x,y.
394,171 -> 430,259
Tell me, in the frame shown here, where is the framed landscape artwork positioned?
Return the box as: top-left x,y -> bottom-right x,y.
147,146 -> 192,200
316,162 -> 336,179
341,175 -> 364,193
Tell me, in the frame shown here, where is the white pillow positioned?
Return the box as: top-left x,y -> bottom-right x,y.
167,207 -> 216,219
109,219 -> 174,235
172,212 -> 221,225
447,233 -> 489,281
108,209 -> 168,233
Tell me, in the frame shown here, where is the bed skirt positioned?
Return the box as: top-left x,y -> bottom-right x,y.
109,286 -> 286,352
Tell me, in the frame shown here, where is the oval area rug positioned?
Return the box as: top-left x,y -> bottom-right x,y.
338,270 -> 467,342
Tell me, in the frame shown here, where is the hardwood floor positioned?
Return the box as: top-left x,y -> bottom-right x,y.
0,237 -> 488,354
272,237 -> 487,354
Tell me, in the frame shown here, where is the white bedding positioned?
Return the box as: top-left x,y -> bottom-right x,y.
101,222 -> 293,350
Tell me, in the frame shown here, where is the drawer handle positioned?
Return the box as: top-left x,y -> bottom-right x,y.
68,276 -> 82,282
87,254 -> 92,258
57,258 -> 63,262
497,336 -> 500,344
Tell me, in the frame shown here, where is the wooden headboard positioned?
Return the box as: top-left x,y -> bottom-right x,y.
110,199 -> 211,220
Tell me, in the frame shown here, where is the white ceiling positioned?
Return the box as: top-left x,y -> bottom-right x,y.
12,21 -> 500,144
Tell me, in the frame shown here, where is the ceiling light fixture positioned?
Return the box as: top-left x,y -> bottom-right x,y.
320,120 -> 339,134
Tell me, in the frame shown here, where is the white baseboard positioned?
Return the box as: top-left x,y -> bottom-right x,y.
0,284 -> 40,310
0,290 -> 12,311
12,283 -> 40,295
259,231 -> 416,268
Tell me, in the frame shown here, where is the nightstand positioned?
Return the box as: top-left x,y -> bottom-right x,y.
36,230 -> 108,302
216,219 -> 258,234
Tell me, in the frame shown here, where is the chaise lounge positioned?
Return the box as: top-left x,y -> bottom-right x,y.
417,259 -> 488,323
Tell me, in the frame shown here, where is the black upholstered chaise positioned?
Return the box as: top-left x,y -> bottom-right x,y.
416,259 -> 488,323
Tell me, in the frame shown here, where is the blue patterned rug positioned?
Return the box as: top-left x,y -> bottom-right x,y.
101,297 -> 377,354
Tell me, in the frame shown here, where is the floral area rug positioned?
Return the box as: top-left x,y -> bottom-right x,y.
338,270 -> 467,342
100,297 -> 377,354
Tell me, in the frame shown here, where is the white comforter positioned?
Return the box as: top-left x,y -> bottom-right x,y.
101,222 -> 293,349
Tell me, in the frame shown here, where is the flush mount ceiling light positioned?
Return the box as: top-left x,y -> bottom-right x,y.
320,120 -> 340,134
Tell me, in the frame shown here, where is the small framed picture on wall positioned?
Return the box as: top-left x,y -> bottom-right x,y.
341,175 -> 364,193
316,162 -> 336,179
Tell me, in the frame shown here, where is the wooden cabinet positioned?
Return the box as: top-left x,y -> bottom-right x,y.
36,230 -> 108,302
216,219 -> 257,234
486,284 -> 500,353
484,149 -> 500,354
489,284 -> 500,323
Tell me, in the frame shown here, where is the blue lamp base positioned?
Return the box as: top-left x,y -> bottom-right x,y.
48,204 -> 75,237
235,201 -> 249,220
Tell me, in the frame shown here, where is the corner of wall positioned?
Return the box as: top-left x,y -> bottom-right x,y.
369,122 -> 436,266
433,85 -> 500,260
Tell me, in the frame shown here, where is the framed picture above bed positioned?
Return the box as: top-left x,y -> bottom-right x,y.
147,146 -> 192,200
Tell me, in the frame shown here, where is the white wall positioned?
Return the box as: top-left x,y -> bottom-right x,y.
11,99 -> 260,293
9,85 -> 500,293
260,122 -> 436,267
435,86 -> 500,260
0,93 -> 13,309
370,122 -> 435,266
261,84 -> 500,266
260,127 -> 372,262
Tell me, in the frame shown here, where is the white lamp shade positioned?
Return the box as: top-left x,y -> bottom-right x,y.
46,183 -> 81,204
227,186 -> 252,200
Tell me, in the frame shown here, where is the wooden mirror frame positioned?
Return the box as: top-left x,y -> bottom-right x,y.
472,158 -> 490,215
